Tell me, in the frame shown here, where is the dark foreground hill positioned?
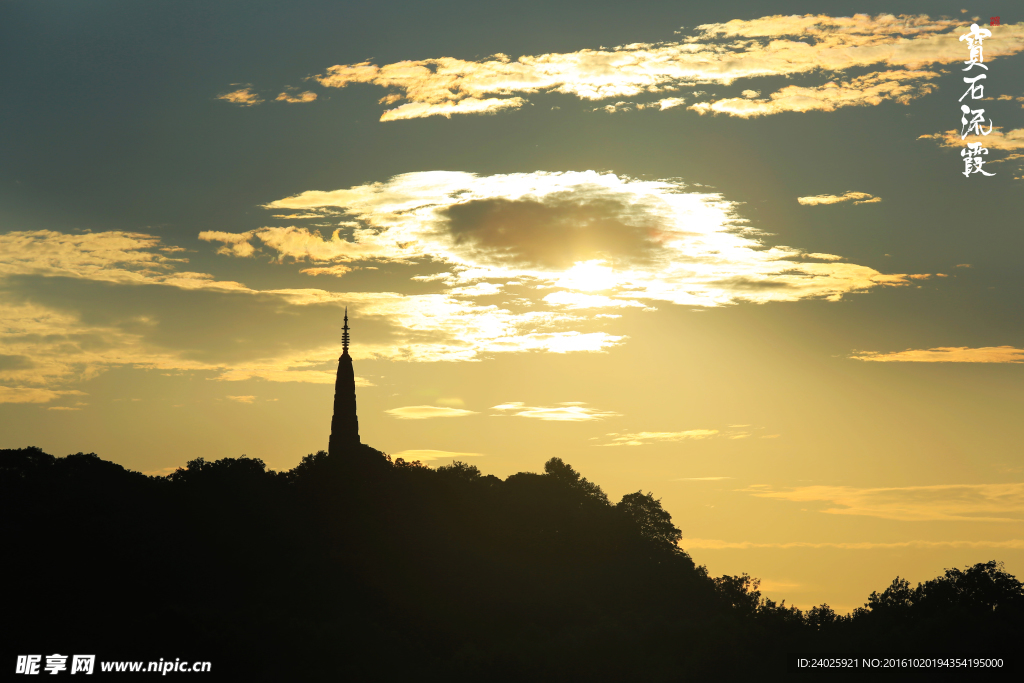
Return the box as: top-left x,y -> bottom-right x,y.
3,446 -> 1022,680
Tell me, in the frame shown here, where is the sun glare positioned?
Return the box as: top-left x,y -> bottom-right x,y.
555,260 -> 619,291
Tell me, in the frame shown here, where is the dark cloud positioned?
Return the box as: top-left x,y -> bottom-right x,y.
440,190 -> 671,270
710,276 -> 796,291
0,354 -> 34,370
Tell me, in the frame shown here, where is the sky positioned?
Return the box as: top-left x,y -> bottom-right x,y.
2,0 -> 1024,613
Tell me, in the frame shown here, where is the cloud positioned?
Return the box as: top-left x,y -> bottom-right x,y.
390,449 -> 484,461
690,70 -> 940,118
0,231 -> 393,389
851,346 -> 1024,363
0,230 -> 250,291
0,386 -> 86,404
599,429 -> 719,446
237,170 -> 925,308
385,405 -> 479,419
0,354 -> 33,371
299,264 -> 353,277
449,282 -> 502,297
594,101 -> 636,114
440,192 -> 670,269
738,482 -> 1024,522
541,291 -> 646,309
142,466 -> 181,477
798,192 -> 882,206
200,224 -> 392,263
491,401 -> 619,421
680,538 -> 1024,550
918,127 -> 1024,171
919,127 -> 1024,154
0,269 -> 527,390
674,476 -> 733,481
198,230 -> 258,258
0,169 -> 927,399
380,97 -> 527,121
216,86 -> 263,106
226,395 -> 257,403
654,97 -> 687,110
275,90 -> 317,103
305,15 -> 1024,121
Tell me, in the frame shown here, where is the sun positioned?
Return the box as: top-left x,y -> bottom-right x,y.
555,260 -> 619,292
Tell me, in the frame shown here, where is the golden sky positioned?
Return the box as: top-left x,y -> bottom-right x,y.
2,2 -> 1024,613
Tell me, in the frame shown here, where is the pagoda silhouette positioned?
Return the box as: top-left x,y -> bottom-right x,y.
328,308 -> 361,455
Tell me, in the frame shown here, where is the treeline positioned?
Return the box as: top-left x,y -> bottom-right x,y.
3,446 -> 1022,680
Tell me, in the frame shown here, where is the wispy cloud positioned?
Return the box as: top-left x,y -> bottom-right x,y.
385,405 -> 479,419
738,482 -> 1024,522
0,230 -> 249,292
691,70 -> 939,118
302,15 -> 1024,121
654,97 -> 687,110
851,346 -> 1024,363
391,449 -> 484,461
798,191 -> 882,206
275,90 -> 317,103
216,86 -> 263,107
674,476 -> 733,481
226,395 -> 257,404
600,429 -> 719,446
681,538 -> 1024,550
142,466 -> 180,477
0,386 -> 86,404
918,126 -> 1024,171
491,401 -> 619,421
919,127 -> 1024,152
299,264 -> 353,277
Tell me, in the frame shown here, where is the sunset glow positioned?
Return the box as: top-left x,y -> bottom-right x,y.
3,3 -> 1023,622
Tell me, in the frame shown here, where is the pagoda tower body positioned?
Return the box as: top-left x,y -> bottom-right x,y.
328,309 -> 360,454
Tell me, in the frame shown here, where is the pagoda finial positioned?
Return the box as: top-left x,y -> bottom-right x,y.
342,307 -> 350,355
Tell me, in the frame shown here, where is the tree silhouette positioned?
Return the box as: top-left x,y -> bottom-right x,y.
3,445 -> 1022,680
544,456 -> 609,504
616,490 -> 682,550
866,576 -> 915,615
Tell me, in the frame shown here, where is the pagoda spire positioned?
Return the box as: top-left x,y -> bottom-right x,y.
329,308 -> 360,454
342,307 -> 350,356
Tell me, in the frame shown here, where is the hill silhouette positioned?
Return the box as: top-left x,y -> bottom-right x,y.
3,445 -> 1022,680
